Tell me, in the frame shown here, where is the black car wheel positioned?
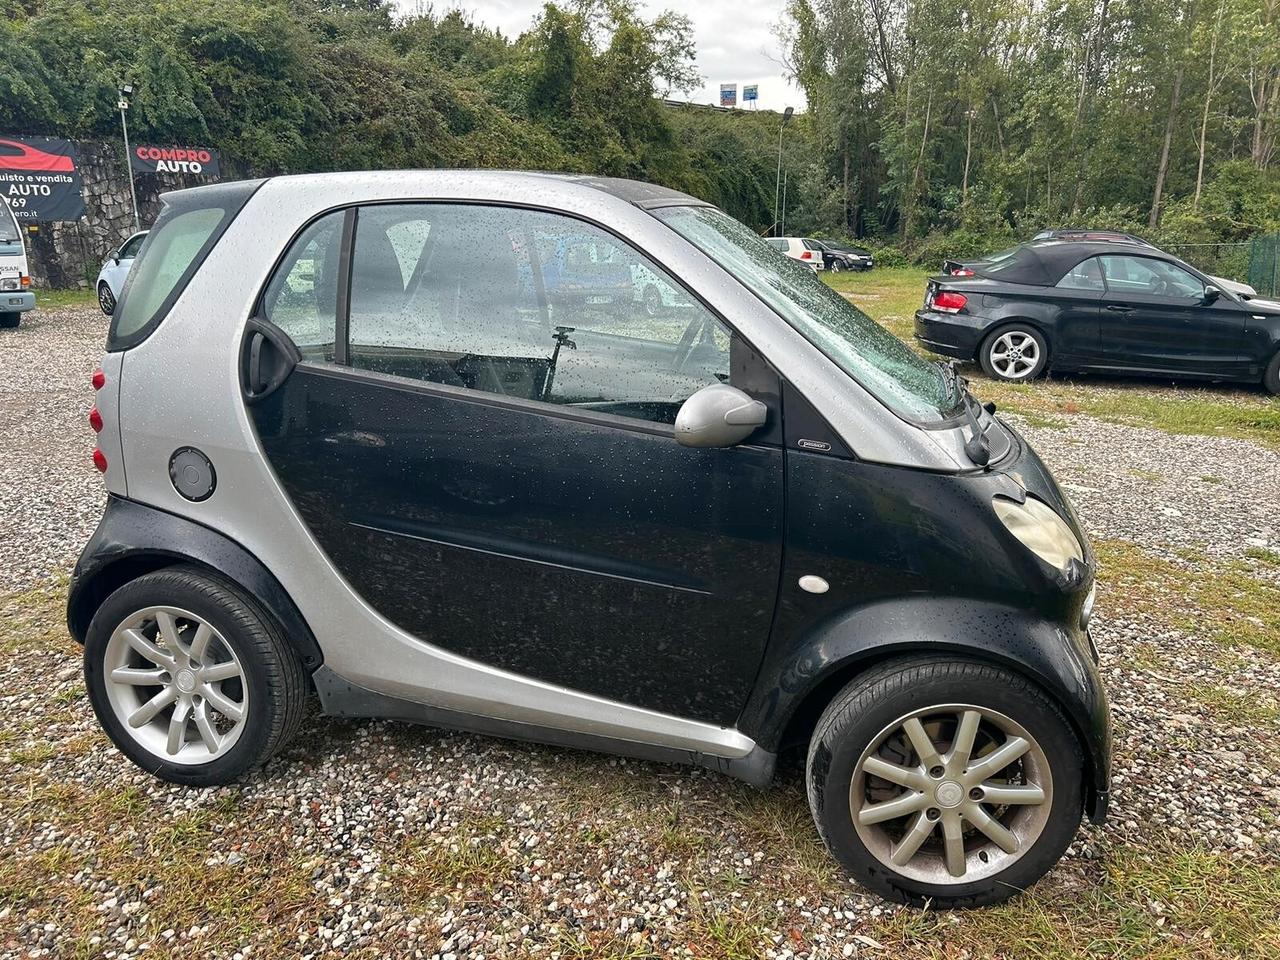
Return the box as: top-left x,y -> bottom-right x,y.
83,565 -> 307,786
830,260 -> 843,274
807,657 -> 1084,907
0,312 -> 18,329
979,324 -> 1048,382
1264,351 -> 1280,395
98,282 -> 117,316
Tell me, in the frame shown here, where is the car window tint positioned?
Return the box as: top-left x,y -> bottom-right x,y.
1055,257 -> 1105,291
1100,255 -> 1204,299
119,234 -> 146,259
261,210 -> 344,361
346,203 -> 729,425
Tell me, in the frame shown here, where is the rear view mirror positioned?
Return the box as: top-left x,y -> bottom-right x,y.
1201,284 -> 1221,304
675,383 -> 767,448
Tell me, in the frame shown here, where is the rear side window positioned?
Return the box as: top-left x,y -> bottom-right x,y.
108,180 -> 261,350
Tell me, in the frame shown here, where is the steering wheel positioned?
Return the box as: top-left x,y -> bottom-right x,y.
672,315 -> 716,373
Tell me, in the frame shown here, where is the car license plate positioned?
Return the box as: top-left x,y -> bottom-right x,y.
586,295 -> 609,304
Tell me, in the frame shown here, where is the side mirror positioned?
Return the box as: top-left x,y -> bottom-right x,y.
112,254 -> 121,265
1201,284 -> 1221,304
675,383 -> 767,448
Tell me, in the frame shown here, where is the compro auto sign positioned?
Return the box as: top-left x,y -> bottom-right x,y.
0,135 -> 86,222
131,145 -> 220,176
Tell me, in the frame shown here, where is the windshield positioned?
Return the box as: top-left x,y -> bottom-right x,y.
0,202 -> 20,242
654,205 -> 958,423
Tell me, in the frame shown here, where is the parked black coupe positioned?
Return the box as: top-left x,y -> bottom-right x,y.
915,240 -> 1280,392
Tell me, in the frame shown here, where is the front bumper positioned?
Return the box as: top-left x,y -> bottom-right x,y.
1,290 -> 35,313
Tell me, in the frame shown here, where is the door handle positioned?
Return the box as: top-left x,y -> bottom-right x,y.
241,318 -> 301,403
1104,305 -> 1133,313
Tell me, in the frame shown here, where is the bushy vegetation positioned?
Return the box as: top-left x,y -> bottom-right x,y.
1,0 -> 1279,262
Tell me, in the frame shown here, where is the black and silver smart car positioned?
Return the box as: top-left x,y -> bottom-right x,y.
919,239 -> 1280,389
71,172 -> 1108,907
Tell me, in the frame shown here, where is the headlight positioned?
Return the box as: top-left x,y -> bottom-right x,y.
993,495 -> 1083,572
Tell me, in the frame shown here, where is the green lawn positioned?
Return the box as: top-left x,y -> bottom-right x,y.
33,286 -> 97,310
824,267 -> 1280,448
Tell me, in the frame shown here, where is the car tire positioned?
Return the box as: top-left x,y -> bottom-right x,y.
83,565 -> 308,786
979,324 -> 1049,382
98,282 -> 116,316
0,312 -> 18,329
1264,351 -> 1280,395
806,657 -> 1084,908
830,260 -> 843,274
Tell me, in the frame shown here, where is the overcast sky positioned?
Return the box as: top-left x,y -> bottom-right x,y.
404,1 -> 807,112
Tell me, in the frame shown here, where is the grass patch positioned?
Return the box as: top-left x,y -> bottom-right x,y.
398,814 -> 523,901
1096,539 -> 1280,655
871,845 -> 1280,958
1190,683 -> 1280,727
33,286 -> 97,310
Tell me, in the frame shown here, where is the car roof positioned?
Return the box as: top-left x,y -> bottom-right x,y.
161,170 -> 711,213
978,239 -> 1190,285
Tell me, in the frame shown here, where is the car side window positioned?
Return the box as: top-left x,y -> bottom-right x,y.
118,234 -> 146,259
346,203 -> 730,425
1100,255 -> 1204,300
261,210 -> 344,362
1056,257 -> 1105,291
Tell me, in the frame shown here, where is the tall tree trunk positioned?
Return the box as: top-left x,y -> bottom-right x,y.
1195,0 -> 1225,208
962,106 -> 974,203
1150,62 -> 1186,229
905,87 -> 933,238
1253,71 -> 1275,168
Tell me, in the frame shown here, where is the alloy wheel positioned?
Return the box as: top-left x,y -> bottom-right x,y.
989,330 -> 1040,379
98,284 -> 116,315
849,704 -> 1053,885
102,605 -> 249,765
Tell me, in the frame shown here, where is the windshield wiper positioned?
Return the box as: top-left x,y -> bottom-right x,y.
936,360 -> 990,466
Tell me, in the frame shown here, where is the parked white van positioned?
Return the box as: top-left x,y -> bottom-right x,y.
0,197 -> 35,328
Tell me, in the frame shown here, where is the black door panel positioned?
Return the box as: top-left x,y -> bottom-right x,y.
250,366 -> 784,724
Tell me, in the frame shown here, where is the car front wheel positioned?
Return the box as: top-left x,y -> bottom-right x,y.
98,282 -> 116,315
83,565 -> 307,786
806,657 -> 1084,907
979,325 -> 1048,382
1264,351 -> 1280,395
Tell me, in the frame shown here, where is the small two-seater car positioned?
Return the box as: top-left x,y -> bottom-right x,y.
71,172 -> 1109,907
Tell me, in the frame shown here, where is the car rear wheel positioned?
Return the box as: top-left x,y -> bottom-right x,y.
806,657 -> 1083,907
98,282 -> 116,316
830,260 -> 843,273
979,325 -> 1048,382
83,565 -> 307,786
1264,351 -> 1280,395
0,312 -> 18,329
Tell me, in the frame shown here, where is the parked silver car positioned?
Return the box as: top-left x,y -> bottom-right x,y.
96,231 -> 148,314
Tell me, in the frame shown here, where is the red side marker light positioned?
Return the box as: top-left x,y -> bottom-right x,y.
89,407 -> 103,432
92,368 -> 106,390
92,449 -> 108,472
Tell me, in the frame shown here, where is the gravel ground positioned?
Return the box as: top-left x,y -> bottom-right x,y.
2,307 -> 1279,958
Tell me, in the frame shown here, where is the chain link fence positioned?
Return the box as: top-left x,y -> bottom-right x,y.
1163,234 -> 1279,299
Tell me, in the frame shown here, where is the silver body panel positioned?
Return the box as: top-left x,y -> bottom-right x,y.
111,170 -> 987,757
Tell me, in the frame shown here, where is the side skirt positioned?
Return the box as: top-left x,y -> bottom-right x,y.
313,665 -> 777,788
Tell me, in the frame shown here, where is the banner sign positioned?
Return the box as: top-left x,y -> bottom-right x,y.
131,145 -> 221,176
719,83 -> 737,108
743,84 -> 759,102
0,135 -> 86,222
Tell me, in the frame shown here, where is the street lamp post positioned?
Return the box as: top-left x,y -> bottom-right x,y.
118,83 -> 140,232
773,106 -> 794,236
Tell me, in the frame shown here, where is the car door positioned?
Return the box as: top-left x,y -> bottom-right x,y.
1044,256 -> 1105,364
243,202 -> 784,726
1098,254 -> 1248,376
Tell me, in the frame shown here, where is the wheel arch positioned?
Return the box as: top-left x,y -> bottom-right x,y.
68,496 -> 323,673
740,597 -> 1109,821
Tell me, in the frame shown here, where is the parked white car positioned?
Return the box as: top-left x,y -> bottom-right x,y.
0,196 -> 35,328
767,236 -> 825,271
96,231 -> 148,315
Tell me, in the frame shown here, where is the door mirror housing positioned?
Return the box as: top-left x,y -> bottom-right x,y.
1201,284 -> 1221,305
675,383 -> 767,448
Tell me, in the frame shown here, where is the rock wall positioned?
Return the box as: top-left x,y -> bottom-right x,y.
24,140 -> 223,289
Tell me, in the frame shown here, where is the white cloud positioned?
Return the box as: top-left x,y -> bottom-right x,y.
399,0 -> 807,111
